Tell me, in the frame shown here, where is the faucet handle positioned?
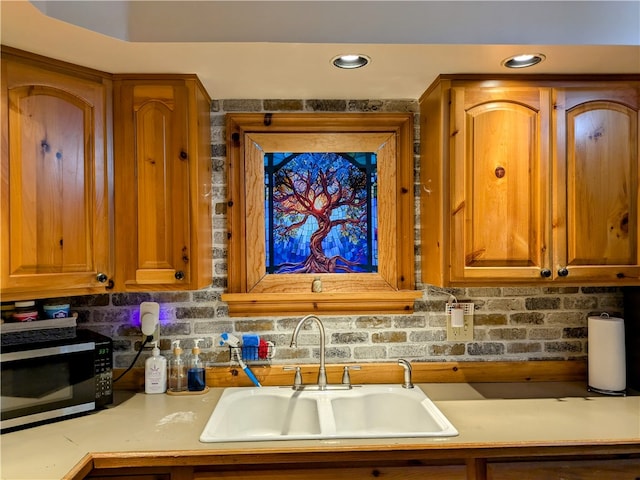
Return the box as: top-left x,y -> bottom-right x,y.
283,366 -> 303,389
341,365 -> 361,387
397,359 -> 414,389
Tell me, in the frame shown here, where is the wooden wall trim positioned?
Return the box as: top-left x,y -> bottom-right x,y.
113,360 -> 586,391
1,45 -> 111,81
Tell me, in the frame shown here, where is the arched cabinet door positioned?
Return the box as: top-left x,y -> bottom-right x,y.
113,76 -> 212,292
449,84 -> 551,283
1,52 -> 113,300
554,85 -> 640,283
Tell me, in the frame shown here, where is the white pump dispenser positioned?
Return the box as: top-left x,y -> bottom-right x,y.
168,340 -> 187,392
145,341 -> 167,394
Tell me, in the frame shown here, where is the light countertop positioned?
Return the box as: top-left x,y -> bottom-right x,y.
1,382 -> 639,480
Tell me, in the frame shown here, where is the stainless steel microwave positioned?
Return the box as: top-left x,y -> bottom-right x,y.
1,329 -> 113,432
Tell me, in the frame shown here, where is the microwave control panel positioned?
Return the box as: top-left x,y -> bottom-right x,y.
93,335 -> 113,407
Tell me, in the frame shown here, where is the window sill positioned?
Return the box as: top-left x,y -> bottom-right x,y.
222,291 -> 422,317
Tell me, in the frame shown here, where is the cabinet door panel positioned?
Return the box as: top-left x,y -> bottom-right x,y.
556,86 -> 640,282
114,77 -> 212,291
468,104 -> 536,265
1,56 -> 112,299
568,103 -> 636,265
10,88 -> 90,273
450,86 -> 550,282
488,458 -> 640,480
194,465 -> 466,480
134,90 -> 190,282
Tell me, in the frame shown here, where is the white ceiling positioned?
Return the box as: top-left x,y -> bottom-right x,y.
2,1 -> 639,100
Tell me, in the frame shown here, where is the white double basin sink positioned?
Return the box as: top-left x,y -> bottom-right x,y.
200,384 -> 458,442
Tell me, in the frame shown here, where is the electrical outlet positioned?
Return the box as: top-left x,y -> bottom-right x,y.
140,302 -> 160,345
445,303 -> 474,342
446,314 -> 474,341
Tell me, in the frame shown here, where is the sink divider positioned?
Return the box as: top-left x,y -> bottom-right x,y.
279,390 -> 300,436
316,396 -> 337,436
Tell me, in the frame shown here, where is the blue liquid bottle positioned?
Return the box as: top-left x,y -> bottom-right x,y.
187,338 -> 206,391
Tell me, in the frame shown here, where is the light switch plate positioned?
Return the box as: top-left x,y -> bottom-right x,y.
445,303 -> 474,342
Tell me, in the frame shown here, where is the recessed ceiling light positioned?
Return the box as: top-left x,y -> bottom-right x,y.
332,54 -> 370,69
502,53 -> 546,69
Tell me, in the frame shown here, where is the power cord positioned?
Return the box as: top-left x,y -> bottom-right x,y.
113,335 -> 154,383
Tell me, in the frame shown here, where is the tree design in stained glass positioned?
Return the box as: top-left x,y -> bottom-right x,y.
265,152 -> 378,274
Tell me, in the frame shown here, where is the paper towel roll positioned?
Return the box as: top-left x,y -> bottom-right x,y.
588,315 -> 626,394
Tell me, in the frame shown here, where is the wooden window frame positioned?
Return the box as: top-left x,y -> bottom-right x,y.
222,113 -> 420,317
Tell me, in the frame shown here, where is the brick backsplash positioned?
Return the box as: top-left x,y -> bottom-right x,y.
69,99 -> 624,368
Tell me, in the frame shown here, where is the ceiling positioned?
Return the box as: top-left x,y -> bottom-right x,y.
1,1 -> 639,100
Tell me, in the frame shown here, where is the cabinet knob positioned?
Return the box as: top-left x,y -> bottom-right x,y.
557,267 -> 569,277
179,151 -> 188,160
540,269 -> 552,278
96,272 -> 108,283
175,271 -> 185,280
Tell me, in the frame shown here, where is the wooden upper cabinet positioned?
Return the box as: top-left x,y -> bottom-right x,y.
420,75 -> 639,286
113,76 -> 212,291
553,85 -> 640,283
0,49 -> 114,300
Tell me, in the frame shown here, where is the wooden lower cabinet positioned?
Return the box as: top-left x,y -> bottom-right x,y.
80,453 -> 640,480
487,458 -> 640,479
88,475 -> 169,480
193,465 -> 465,479
86,465 -> 466,480
86,466 -> 186,480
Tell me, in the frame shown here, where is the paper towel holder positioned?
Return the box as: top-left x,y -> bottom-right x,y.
587,313 -> 627,397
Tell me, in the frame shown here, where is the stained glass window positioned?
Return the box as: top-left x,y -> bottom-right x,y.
264,152 -> 378,274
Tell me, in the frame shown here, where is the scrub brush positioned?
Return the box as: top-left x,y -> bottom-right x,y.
218,332 -> 262,387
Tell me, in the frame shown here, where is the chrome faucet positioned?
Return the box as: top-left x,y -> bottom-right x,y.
398,359 -> 414,389
290,314 -> 328,389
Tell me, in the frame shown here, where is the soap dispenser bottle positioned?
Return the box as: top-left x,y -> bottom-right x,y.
188,338 -> 206,391
145,341 -> 167,394
168,340 -> 187,392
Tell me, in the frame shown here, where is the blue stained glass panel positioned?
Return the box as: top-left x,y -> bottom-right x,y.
265,152 -> 378,274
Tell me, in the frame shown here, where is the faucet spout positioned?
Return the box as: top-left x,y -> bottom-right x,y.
398,358 -> 414,389
290,314 -> 327,389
